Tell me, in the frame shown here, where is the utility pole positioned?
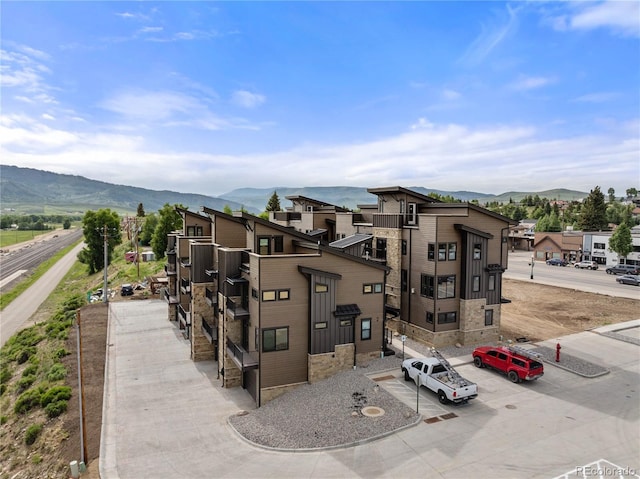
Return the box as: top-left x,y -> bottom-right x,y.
103,225 -> 109,303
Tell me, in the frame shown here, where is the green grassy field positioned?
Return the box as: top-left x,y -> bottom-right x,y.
0,230 -> 50,249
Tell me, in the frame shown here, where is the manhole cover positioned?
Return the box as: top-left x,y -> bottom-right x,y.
361,406 -> 385,417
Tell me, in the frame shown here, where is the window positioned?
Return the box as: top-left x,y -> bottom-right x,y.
421,274 -> 434,298
274,236 -> 284,253
375,238 -> 387,260
363,284 -> 373,294
401,269 -> 408,292
402,240 -> 407,255
594,242 -> 606,249
428,243 -> 435,261
473,243 -> 482,260
258,237 -> 270,255
426,311 -> 434,324
407,202 -> 417,225
373,283 -> 383,293
252,288 -> 258,300
262,290 -> 276,301
485,309 -> 493,326
278,289 -> 290,300
186,226 -> 203,236
314,322 -> 327,329
488,274 -> 496,291
262,327 -> 288,352
438,243 -> 446,261
448,243 -> 457,261
437,275 -> 456,299
399,200 -> 405,214
315,283 -> 328,293
438,312 -> 457,324
361,318 -> 371,340
472,275 -> 480,292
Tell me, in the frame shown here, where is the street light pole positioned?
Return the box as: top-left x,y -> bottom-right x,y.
103,225 -> 109,303
530,255 -> 535,280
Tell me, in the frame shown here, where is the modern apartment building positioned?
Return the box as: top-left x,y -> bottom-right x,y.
165,206 -> 388,406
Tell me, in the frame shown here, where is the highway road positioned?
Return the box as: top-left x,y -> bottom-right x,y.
0,228 -> 84,289
504,251 -> 639,300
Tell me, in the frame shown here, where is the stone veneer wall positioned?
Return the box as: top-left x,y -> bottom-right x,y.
386,319 -> 461,349
308,343 -> 355,383
222,315 -> 243,388
260,381 -> 307,406
374,227 -> 402,310
190,283 -> 216,362
459,298 -> 500,345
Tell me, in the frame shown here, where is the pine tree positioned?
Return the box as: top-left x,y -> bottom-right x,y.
579,186 -> 608,231
266,191 -> 281,212
137,203 -> 145,217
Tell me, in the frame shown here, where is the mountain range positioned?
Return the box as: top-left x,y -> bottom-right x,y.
0,165 -> 588,215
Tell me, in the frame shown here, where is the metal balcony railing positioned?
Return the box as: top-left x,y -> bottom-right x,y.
201,318 -> 217,342
180,277 -> 191,294
205,286 -> 217,306
226,337 -> 258,370
226,296 -> 249,319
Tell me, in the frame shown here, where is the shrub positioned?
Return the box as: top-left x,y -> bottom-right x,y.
46,363 -> 67,381
15,388 -> 43,414
45,400 -> 68,418
31,454 -> 42,464
22,364 -> 38,377
40,385 -> 72,407
25,424 -> 42,445
0,415 -> 7,425
17,374 -> 36,392
15,347 -> 37,364
0,384 -> 5,396
0,367 -> 12,384
54,348 -> 70,359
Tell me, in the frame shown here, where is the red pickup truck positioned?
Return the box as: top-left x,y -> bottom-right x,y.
472,345 -> 544,383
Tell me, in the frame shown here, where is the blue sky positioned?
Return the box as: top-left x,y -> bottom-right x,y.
1,1 -> 638,198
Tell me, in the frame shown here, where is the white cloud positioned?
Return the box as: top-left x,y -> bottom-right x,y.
2,114 -> 636,197
442,89 -> 461,101
459,4 -> 521,66
509,75 -> 555,91
139,26 -> 163,34
99,90 -> 201,120
231,90 -> 266,109
561,1 -> 640,37
572,92 -> 619,103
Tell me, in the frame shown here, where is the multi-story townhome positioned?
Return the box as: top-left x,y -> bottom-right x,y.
269,195 -> 350,242
164,208 -> 212,345
346,186 -> 515,348
171,207 -> 389,407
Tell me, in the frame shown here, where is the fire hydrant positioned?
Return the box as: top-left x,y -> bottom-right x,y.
556,342 -> 561,362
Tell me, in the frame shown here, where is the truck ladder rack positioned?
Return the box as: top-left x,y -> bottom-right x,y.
430,348 -> 473,387
506,345 -> 542,361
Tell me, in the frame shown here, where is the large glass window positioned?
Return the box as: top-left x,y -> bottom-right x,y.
421,274 -> 434,298
274,236 -> 284,253
473,243 -> 482,260
258,237 -> 270,255
361,318 -> 371,340
262,327 -> 288,352
488,274 -> 496,291
437,275 -> 456,299
438,312 -> 457,324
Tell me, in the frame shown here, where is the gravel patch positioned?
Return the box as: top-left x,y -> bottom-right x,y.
530,346 -> 610,378
228,353 -> 422,450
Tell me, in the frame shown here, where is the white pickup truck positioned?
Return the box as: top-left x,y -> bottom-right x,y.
401,356 -> 478,404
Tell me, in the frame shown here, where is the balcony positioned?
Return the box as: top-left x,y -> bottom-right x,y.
226,296 -> 249,320
178,305 -> 191,338
180,277 -> 191,295
165,263 -> 177,276
163,288 -> 179,305
273,211 -> 302,222
372,214 -> 404,229
180,257 -> 191,268
205,286 -> 218,306
226,337 -> 258,371
201,318 -> 217,343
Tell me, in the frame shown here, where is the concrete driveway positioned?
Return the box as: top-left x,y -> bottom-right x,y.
101,300 -> 640,479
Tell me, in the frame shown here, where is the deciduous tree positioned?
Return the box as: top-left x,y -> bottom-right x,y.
609,222 -> 633,260
151,204 -> 183,260
78,209 -> 121,275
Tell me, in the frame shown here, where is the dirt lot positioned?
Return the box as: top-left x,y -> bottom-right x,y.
8,278 -> 639,478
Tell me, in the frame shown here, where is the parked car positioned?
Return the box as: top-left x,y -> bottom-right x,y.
546,258 -> 568,266
606,264 -> 640,275
574,260 -> 598,270
615,274 -> 640,286
121,283 -> 134,296
472,345 -> 544,383
401,353 -> 478,404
